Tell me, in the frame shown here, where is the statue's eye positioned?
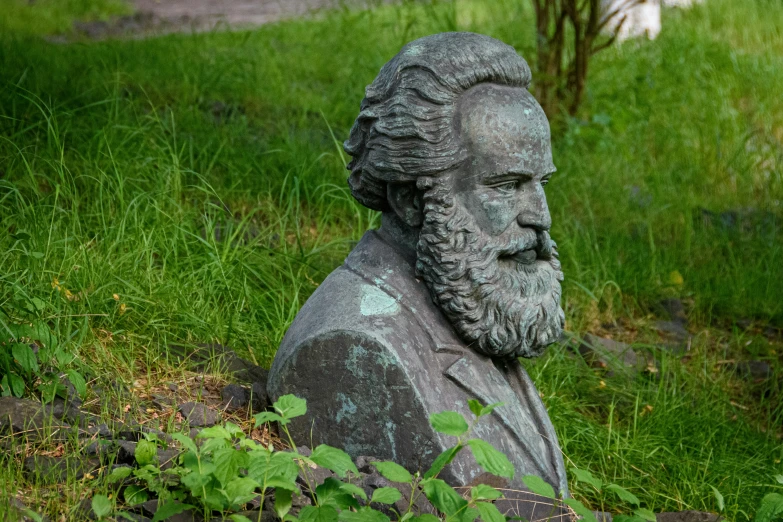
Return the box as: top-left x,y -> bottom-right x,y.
494,181 -> 518,193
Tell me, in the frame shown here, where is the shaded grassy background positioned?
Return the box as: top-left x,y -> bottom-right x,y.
0,0 -> 782,519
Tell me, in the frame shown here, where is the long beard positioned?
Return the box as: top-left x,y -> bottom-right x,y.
415,188 -> 565,359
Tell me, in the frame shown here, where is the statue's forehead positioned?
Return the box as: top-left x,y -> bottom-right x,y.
457,84 -> 555,174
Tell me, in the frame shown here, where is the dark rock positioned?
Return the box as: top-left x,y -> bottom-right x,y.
657,298 -> 687,325
656,511 -> 722,522
23,455 -> 100,483
9,498 -> 51,522
595,512 -> 613,522
151,394 -> 175,410
221,383 -> 249,410
732,361 -> 773,380
158,448 -> 180,470
168,343 -> 269,386
655,320 -> 690,344
297,460 -> 335,487
85,423 -> 113,438
84,439 -> 114,457
356,455 -> 379,473
250,381 -> 268,412
116,440 -> 138,464
0,397 -> 69,438
179,402 -> 220,427
578,334 -> 654,372
466,471 -> 509,489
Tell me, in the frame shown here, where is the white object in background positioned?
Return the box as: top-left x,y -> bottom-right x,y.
602,0 -> 662,41
662,0 -> 705,7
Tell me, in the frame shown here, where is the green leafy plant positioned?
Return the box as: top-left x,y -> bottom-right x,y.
98,394 -> 605,521
0,298 -> 87,402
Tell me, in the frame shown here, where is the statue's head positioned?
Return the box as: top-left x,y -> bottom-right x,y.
344,32 -> 565,359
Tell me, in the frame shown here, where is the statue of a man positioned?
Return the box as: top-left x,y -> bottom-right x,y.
268,32 -> 568,497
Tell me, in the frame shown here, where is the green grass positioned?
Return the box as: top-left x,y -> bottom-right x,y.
0,0 -> 781,519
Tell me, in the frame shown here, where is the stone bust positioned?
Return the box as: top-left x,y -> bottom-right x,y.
268,32 -> 568,499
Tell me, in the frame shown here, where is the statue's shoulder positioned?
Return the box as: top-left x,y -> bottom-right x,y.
272,233 -> 426,375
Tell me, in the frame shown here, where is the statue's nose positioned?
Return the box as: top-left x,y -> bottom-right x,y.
516,184 -> 552,231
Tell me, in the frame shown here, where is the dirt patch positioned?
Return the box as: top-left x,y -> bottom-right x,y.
69,0 -> 387,40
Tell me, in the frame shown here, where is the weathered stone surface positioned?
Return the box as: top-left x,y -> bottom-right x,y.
0,397 -> 70,440
168,343 -> 269,386
657,298 -> 688,325
23,455 -> 100,483
655,320 -> 690,344
179,402 -> 220,427
656,511 -> 722,522
732,360 -> 773,380
579,333 -> 655,372
221,383 -> 249,410
9,498 -> 51,522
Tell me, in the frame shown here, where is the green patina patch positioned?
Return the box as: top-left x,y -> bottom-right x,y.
360,284 -> 400,317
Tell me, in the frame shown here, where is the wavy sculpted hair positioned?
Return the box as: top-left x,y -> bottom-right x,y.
343,32 -> 533,212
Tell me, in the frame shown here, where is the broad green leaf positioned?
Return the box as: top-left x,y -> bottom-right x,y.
171,433 -> 198,454
224,422 -> 245,438
224,477 -> 261,507
65,369 -> 87,399
453,507 -> 479,522
775,475 -> 783,485
479,402 -> 504,417
710,486 -> 724,512
182,470 -> 212,493
274,394 -> 307,420
107,466 -> 132,483
606,484 -> 640,507
339,481 -> 368,501
476,501 -> 505,522
634,508 -> 656,522
310,444 -> 359,478
756,493 -> 783,522
423,445 -> 462,479
213,447 -> 249,487
91,495 -> 112,518
197,425 -> 232,440
571,468 -> 602,491
135,439 -> 157,467
123,485 -> 149,506
255,411 -> 286,426
468,399 -> 483,417
338,507 -> 391,522
248,449 -> 298,488
563,499 -> 598,522
12,343 -> 38,374
471,484 -> 502,500
151,501 -> 195,522
8,372 -> 25,397
521,475 -> 555,499
371,487 -> 402,505
276,487 -> 293,519
430,411 -> 469,437
467,439 -> 514,479
299,505 -> 339,522
316,478 -> 360,510
410,516 -> 440,522
372,461 -> 412,483
422,478 -> 467,516
230,516 -> 254,522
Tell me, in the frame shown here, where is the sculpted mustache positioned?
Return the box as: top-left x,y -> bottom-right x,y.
494,230 -> 556,260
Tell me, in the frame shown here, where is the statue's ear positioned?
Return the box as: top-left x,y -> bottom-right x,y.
387,182 -> 424,228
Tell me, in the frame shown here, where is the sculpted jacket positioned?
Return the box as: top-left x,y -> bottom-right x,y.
267,230 -> 568,496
